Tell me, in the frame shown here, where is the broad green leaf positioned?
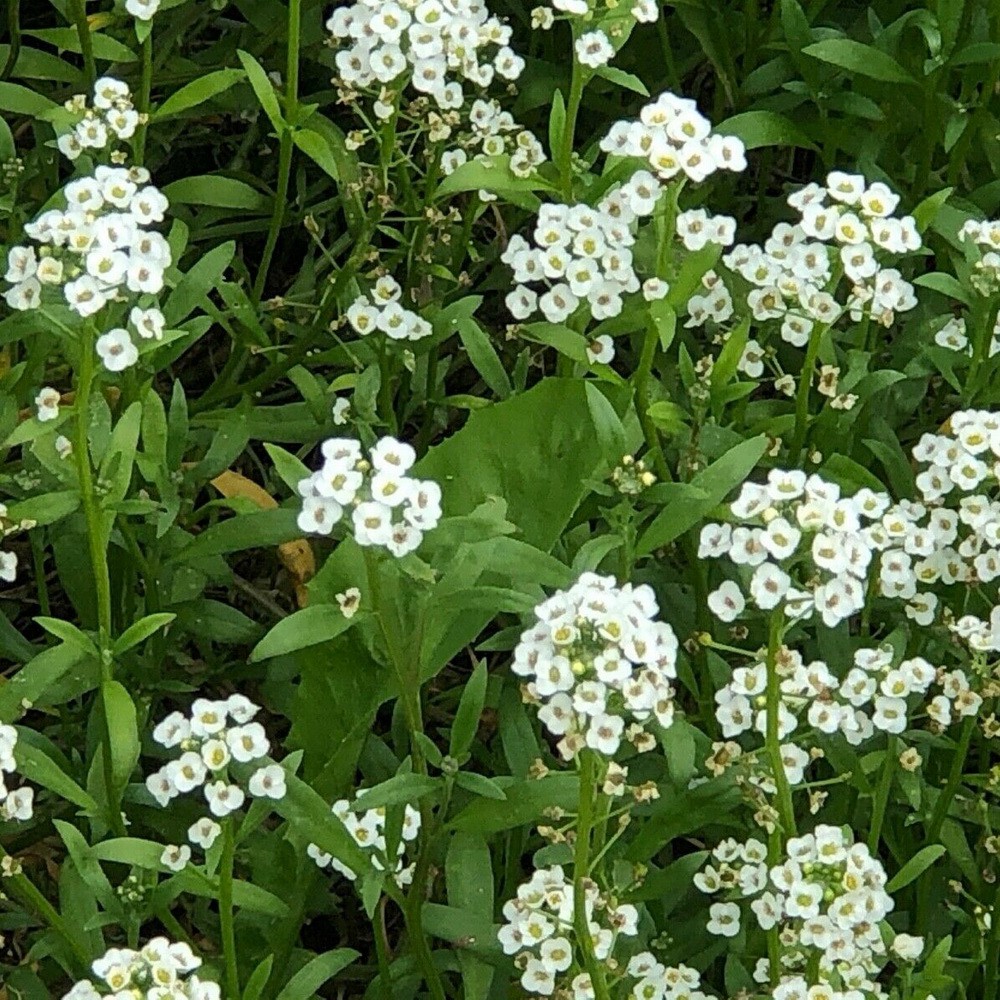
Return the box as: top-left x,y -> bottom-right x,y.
716,110 -> 817,150
238,50 -> 285,132
638,436 -> 767,555
163,176 -> 268,212
154,68 -> 245,119
802,38 -> 915,83
450,660 -> 488,759
274,949 -> 359,1000
250,604 -> 363,661
102,681 -> 141,796
886,845 -> 947,892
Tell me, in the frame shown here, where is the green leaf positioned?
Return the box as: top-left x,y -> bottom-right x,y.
716,110 -> 818,150
250,604 -> 362,661
15,738 -> 99,814
101,681 -> 140,797
351,773 -> 439,811
174,508 -> 300,562
594,66 -> 649,95
0,82 -> 58,117
802,38 -> 915,83
435,155 -> 554,209
113,613 -> 176,656
33,618 -> 98,655
446,832 -> 495,1000
154,68 -> 245,119
264,442 -> 311,492
886,845 -> 947,892
456,313 -> 512,399
454,771 -> 507,800
449,774 -> 579,834
274,949 -> 359,1000
237,50 -> 285,132
450,660 -> 488,759
293,128 -> 340,181
638,436 -> 768,555
0,643 -> 89,722
163,175 -> 268,212
243,957 -> 274,1000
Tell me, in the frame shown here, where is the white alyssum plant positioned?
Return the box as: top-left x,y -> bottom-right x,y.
497,864 -> 642,999
600,91 -> 747,184
696,826 -> 907,999
2,78 -> 170,373
297,435 -> 442,556
345,274 -> 433,341
60,939 -> 217,999
722,171 -> 920,345
327,0 -> 525,112
701,470 -> 892,627
513,572 -> 679,760
308,791 -> 421,886
501,173 -> 664,331
144,696 -> 286,851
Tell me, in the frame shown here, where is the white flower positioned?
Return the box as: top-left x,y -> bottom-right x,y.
707,581 -> 744,622
188,817 -> 222,850
892,933 -> 924,961
336,587 -> 362,618
575,30 -> 614,68
96,328 -> 139,372
331,397 -> 352,425
126,0 -> 161,18
248,764 -> 287,800
585,334 -> 614,364
35,386 -> 61,422
706,901 -> 741,937
204,780 -> 246,817
160,844 -> 191,872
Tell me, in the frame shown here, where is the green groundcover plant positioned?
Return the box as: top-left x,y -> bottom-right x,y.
3,0 -> 1000,998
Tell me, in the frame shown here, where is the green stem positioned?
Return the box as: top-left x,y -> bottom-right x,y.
867,734 -> 896,852
219,819 -> 240,999
73,328 -> 113,647
635,315 -> 668,483
252,0 -> 300,304
0,848 -> 91,976
253,129 -> 294,304
70,0 -> 95,90
985,882 -> 1000,1000
764,612 -> 796,839
572,751 -> 612,1000
788,321 -> 826,461
558,53 -> 585,201
926,714 -> 976,843
135,31 -> 153,164
373,896 -> 395,1000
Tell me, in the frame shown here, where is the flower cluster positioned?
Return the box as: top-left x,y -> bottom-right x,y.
866,409 -> 1000,621
296,436 -> 442,556
60,939 -> 217,1000
308,792 -> 421,886
0,724 -> 33,822
345,276 -> 432,341
600,92 -> 747,184
539,0 -> 658,24
959,217 -> 1000,295
715,645 -> 981,753
513,573 -> 678,760
933,314 -> 1000,359
722,172 -> 919,345
696,828 -> 901,998
2,80 -> 170,374
55,77 -> 142,162
0,501 -> 37,588
145,696 -> 286,851
441,98 -> 547,179
502,174 -> 662,327
702,470 -> 891,627
327,0 -> 525,113
497,864 -> 639,998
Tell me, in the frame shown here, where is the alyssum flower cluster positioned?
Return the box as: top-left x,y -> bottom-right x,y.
297,435 -> 443,557
60,939 -> 217,1000
513,573 -> 679,760
0,723 -> 33,822
144,696 -> 286,852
